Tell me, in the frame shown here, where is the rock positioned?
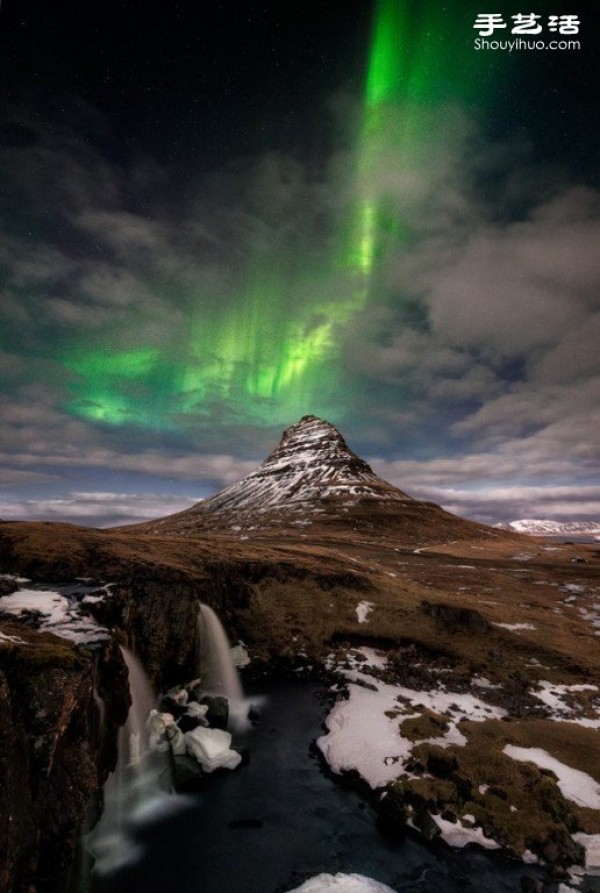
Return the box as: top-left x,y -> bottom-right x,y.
230,643 -> 250,668
201,695 -> 229,730
520,877 -> 543,893
542,829 -> 585,868
159,695 -> 188,718
172,754 -> 206,792
248,704 -> 261,725
189,683 -> 205,704
178,713 -> 202,733
377,788 -> 407,838
412,809 -> 441,843
236,745 -> 250,767
425,746 -> 458,778
184,726 -> 242,772
0,634 -> 128,893
186,701 -> 209,720
421,601 -> 488,635
165,725 -> 187,756
147,710 -> 176,751
170,687 -> 189,705
449,772 -> 472,801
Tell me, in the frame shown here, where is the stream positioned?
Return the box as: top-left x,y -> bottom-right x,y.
84,678 -> 543,893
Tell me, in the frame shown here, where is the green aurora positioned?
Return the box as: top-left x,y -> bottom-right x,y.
65,1 -> 496,430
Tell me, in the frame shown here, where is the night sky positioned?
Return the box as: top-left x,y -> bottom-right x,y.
0,0 -> 598,527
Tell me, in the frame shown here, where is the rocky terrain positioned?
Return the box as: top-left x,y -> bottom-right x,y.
1,415 -> 599,891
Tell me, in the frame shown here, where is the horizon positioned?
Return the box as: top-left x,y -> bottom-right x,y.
0,1 -> 598,528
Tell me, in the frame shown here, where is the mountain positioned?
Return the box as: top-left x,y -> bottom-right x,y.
127,415 -> 497,544
495,519 -> 600,537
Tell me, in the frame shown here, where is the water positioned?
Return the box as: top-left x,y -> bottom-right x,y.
198,602 -> 244,701
84,647 -> 174,878
87,679 -> 543,893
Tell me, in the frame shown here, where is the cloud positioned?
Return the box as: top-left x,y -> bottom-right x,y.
0,492 -> 198,528
0,93 -> 598,526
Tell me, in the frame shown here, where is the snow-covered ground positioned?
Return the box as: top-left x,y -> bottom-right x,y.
503,746 -> 600,810
318,654 -> 505,790
0,582 -> 112,644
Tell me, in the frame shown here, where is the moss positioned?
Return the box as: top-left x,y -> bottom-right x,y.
400,708 -> 449,741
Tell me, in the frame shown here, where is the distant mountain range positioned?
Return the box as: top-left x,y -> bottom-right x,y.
495,519 -> 600,537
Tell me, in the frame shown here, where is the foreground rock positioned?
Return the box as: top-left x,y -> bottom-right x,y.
0,627 -> 128,892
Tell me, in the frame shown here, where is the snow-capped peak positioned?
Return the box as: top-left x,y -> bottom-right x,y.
259,415 -> 375,478
129,414 -> 492,541
495,519 -> 600,536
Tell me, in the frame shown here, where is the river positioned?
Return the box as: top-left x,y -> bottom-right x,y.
77,677 -> 553,893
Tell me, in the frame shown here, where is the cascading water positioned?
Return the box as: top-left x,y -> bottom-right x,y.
85,646 -> 173,877
197,603 -> 244,701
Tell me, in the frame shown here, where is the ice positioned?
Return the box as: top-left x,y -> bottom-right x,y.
184,726 -> 242,772
504,746 -> 600,809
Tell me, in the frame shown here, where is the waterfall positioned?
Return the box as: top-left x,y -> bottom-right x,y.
85,646 -> 172,876
118,647 -> 156,765
197,603 -> 244,701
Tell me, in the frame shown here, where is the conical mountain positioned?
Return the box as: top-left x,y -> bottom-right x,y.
130,415 -> 496,544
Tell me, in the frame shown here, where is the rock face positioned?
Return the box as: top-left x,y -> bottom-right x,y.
128,415 -> 493,543
0,630 -> 128,893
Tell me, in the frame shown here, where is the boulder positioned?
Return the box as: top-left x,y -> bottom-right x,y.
201,695 -> 229,730
159,696 -> 188,718
186,701 -> 209,720
172,754 -> 206,792
147,710 -> 176,751
165,725 -> 187,756
178,713 -> 202,734
412,809 -> 441,843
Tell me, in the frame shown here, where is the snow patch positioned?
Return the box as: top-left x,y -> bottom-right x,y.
356,601 -> 374,624
0,585 -> 110,644
0,630 -> 26,644
286,873 -> 397,893
432,815 -> 500,850
493,622 -> 536,632
504,746 -> 600,809
572,833 -> 600,876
